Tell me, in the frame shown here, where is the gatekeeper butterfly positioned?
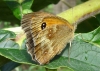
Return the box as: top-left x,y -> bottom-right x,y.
21,12 -> 75,65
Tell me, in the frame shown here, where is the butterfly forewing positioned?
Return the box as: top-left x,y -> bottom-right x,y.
21,12 -> 75,65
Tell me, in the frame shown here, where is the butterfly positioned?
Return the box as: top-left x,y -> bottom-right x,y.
21,12 -> 75,65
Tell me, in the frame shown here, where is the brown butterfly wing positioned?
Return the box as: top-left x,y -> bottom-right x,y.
21,13 -> 35,56
21,12 -> 55,61
30,13 -> 74,64
21,12 -> 75,65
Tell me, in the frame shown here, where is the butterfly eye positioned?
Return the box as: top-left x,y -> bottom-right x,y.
41,22 -> 46,30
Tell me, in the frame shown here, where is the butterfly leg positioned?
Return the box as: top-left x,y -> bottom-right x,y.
68,41 -> 72,62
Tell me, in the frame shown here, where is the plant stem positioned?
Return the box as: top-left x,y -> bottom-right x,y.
58,0 -> 100,25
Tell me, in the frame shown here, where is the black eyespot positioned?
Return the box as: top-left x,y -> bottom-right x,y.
41,22 -> 46,30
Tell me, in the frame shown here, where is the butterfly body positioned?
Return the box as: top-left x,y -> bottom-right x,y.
21,12 -> 75,65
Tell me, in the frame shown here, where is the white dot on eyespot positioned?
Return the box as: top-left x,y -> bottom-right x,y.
49,30 -> 52,32
49,34 -> 51,36
45,52 -> 47,54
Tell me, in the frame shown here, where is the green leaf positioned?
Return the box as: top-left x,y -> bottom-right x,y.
0,30 -> 16,42
0,30 -> 35,65
0,56 -> 10,67
75,13 -> 100,33
1,61 -> 20,71
1,27 -> 100,71
45,40 -> 100,71
4,0 -> 33,20
0,30 -> 19,49
76,26 -> 100,46
96,14 -> 100,24
0,0 -> 20,23
31,0 -> 60,11
0,48 -> 35,64
0,30 -> 16,67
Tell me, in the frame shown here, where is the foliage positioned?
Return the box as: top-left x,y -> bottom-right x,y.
0,0 -> 100,71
